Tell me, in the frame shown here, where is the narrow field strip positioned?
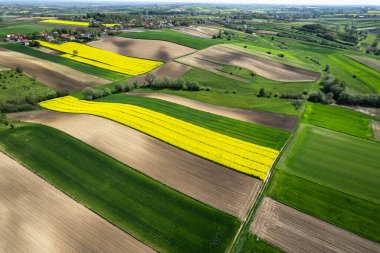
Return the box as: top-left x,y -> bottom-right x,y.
0,125 -> 240,253
40,96 -> 279,180
99,94 -> 291,149
40,19 -> 89,26
0,151 -> 155,253
251,197 -> 380,253
40,19 -> 118,27
38,41 -> 163,76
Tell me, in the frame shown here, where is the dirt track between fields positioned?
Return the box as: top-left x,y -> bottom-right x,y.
0,152 -> 155,253
10,111 -> 262,219
87,36 -> 196,62
251,197 -> 380,253
372,120 -> 380,141
176,45 -> 320,82
347,55 -> 380,72
128,92 -> 297,131
0,48 -> 108,91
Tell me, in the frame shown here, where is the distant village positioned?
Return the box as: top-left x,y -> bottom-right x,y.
3,17 -> 190,45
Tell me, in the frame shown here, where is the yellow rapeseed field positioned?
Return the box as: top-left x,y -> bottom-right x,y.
40,96 -> 279,180
40,19 -> 119,27
38,41 -> 162,76
40,19 -> 89,27
61,54 -> 130,74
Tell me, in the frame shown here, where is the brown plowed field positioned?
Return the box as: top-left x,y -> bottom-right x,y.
0,152 -> 155,253
87,36 -> 196,62
10,111 -> 261,219
251,197 -> 380,253
128,92 -> 297,131
176,45 -> 320,82
0,48 -> 108,91
347,55 -> 380,72
175,26 -> 219,38
126,60 -> 191,85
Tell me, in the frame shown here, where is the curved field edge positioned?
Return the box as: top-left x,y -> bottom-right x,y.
0,124 -> 240,253
97,94 -> 290,150
39,96 -> 278,180
0,43 -> 128,81
37,40 -> 163,76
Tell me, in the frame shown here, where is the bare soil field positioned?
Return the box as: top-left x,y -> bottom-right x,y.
175,26 -> 219,38
254,30 -> 279,35
251,197 -> 380,253
35,46 -> 61,55
0,152 -> 155,253
347,55 -> 380,72
176,45 -> 320,82
176,27 -> 213,38
0,48 -> 108,91
10,111 -> 262,219
87,36 -> 196,62
175,55 -> 249,82
127,61 -> 191,85
129,92 -> 297,131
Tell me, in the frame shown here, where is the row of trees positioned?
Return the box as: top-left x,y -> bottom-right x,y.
0,90 -> 68,113
145,74 -> 200,91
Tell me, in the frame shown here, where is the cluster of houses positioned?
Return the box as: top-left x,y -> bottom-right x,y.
4,30 -> 98,44
4,34 -> 30,45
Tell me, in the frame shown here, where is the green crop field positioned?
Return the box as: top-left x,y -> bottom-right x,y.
277,124 -> 380,204
147,89 -> 302,116
303,103 -> 372,139
168,67 -> 313,115
98,94 -> 290,150
268,169 -> 380,243
0,69 -> 56,104
0,124 -> 240,253
281,40 -> 380,94
234,233 -> 284,253
120,29 -> 223,50
0,23 -> 52,38
0,44 -> 128,81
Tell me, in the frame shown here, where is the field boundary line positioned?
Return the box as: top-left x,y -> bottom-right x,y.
226,104 -> 305,253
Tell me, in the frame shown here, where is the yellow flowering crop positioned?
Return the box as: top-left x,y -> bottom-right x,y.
40,96 -> 279,180
40,19 -> 118,27
61,54 -> 130,74
40,19 -> 89,27
38,41 -> 162,76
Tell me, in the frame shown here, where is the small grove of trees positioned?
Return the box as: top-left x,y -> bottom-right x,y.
306,74 -> 380,108
0,114 -> 16,129
81,87 -> 111,100
145,73 -> 200,91
0,90 -> 68,113
81,80 -> 138,100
